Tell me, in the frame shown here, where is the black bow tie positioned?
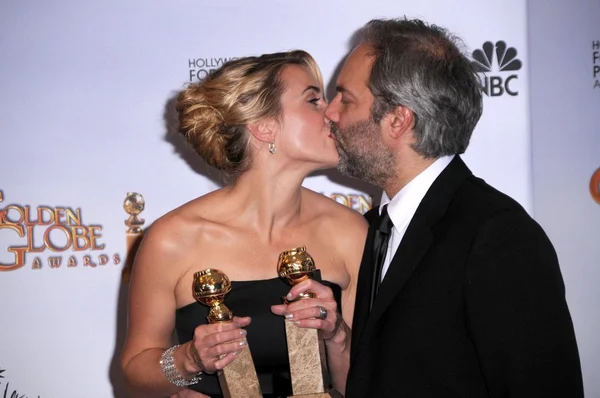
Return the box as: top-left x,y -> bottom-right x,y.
369,205 -> 394,311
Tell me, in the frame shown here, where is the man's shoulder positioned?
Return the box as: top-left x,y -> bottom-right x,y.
455,174 -> 531,220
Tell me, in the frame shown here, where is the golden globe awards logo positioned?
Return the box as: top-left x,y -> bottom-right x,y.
591,168 -> 600,204
325,193 -> 372,214
0,191 -> 121,271
593,40 -> 599,89
188,57 -> 239,82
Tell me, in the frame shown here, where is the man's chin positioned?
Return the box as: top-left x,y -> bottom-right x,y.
336,160 -> 360,180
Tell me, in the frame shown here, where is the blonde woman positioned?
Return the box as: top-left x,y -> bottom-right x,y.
121,51 -> 366,398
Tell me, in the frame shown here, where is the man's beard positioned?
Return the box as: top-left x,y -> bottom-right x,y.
330,119 -> 395,188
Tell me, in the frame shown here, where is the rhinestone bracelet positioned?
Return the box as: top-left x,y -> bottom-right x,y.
159,344 -> 202,388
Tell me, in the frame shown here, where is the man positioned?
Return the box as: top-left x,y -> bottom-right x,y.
325,18 -> 584,397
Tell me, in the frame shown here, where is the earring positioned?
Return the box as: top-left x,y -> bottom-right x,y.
268,142 -> 276,154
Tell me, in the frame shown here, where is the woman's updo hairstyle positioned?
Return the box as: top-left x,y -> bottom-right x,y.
176,50 -> 323,176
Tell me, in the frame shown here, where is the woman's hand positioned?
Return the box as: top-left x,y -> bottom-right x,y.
184,316 -> 251,374
271,279 -> 342,341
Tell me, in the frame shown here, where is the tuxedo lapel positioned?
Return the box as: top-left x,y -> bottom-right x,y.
354,156 -> 473,351
367,221 -> 433,326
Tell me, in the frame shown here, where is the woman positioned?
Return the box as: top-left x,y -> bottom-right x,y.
121,50 -> 367,397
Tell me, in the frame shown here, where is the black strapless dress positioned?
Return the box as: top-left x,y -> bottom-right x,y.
175,271 -> 341,398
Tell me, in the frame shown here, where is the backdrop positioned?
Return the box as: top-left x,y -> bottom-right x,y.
528,0 -> 600,395
0,0 -> 594,397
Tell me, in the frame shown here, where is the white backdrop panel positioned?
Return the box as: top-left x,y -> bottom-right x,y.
0,1 -> 529,396
528,0 -> 600,396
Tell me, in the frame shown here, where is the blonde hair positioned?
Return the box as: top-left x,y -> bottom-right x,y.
176,50 -> 323,176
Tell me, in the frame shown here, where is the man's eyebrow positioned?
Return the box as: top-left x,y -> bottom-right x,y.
336,85 -> 355,98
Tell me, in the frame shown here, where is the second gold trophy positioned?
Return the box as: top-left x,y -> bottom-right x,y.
278,246 -> 340,397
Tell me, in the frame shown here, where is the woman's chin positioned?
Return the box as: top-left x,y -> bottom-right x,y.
313,158 -> 339,172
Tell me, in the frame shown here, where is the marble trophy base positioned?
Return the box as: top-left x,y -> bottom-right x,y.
285,319 -> 344,398
218,345 -> 262,398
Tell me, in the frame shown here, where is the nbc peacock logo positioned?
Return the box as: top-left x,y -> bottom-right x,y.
471,40 -> 523,97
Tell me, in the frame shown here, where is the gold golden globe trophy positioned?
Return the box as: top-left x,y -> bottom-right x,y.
278,247 -> 340,398
122,192 -> 145,283
193,269 -> 262,398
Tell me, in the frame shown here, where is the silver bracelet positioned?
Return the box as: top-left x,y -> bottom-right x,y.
159,344 -> 202,388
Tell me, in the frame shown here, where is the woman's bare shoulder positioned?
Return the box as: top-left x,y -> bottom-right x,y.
140,189 -> 229,257
301,188 -> 368,231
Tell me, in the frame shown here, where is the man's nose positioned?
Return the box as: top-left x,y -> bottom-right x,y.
324,100 -> 339,122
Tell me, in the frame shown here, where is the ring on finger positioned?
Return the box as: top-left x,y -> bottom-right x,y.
317,305 -> 328,320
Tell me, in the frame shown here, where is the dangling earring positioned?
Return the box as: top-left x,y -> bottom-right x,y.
268,142 -> 276,154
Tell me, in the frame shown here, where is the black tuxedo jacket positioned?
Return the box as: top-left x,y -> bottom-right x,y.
346,156 -> 583,398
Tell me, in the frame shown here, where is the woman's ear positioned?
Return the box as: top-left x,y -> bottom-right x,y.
247,118 -> 278,144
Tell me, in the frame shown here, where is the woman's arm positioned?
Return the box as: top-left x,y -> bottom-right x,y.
121,218 -> 249,397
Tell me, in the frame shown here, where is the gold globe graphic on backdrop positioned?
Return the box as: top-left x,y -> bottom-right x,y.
124,192 -> 145,233
124,192 -> 145,215
122,192 -> 146,284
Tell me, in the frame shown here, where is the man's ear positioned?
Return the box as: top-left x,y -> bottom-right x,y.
247,118 -> 278,144
385,105 -> 414,139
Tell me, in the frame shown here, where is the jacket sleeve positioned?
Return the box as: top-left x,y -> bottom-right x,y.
464,208 -> 583,397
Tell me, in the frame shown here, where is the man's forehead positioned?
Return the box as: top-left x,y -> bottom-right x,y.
338,44 -> 374,85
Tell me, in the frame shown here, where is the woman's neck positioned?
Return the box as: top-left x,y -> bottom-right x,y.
227,164 -> 308,243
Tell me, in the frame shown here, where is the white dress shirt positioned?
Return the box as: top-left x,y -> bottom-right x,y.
379,155 -> 455,280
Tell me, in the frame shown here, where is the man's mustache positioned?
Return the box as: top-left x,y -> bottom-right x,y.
330,121 -> 340,138
329,121 -> 348,154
